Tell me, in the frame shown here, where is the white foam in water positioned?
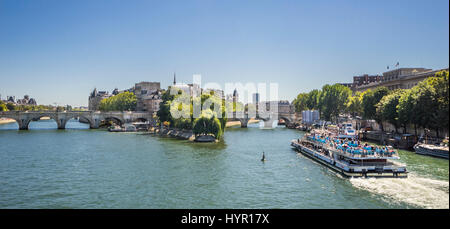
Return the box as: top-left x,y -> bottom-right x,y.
350,174 -> 449,209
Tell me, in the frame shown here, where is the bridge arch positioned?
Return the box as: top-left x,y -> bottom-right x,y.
27,115 -> 59,129
64,117 -> 91,129
278,116 -> 293,126
0,117 -> 20,130
101,116 -> 125,126
77,116 -> 93,126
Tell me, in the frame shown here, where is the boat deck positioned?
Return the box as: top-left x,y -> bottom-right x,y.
291,140 -> 407,178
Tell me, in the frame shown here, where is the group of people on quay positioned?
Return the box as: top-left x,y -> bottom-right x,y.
306,131 -> 397,158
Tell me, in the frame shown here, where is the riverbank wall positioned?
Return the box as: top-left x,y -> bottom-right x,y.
149,127 -> 195,141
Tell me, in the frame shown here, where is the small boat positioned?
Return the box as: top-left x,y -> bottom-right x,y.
194,135 -> 216,142
132,122 -> 151,131
108,124 -> 137,132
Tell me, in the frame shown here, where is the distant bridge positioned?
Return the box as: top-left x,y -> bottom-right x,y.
0,111 -> 154,130
227,110 -> 300,128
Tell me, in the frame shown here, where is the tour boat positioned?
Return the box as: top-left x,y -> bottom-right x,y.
291,129 -> 407,178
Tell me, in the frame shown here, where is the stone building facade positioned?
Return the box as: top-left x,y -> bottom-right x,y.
340,74 -> 382,90
88,88 -> 111,111
261,100 -> 293,113
88,82 -> 163,113
135,82 -> 161,113
354,67 -> 447,92
353,74 -> 382,87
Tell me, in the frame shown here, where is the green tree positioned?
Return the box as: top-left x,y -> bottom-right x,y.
292,93 -> 308,112
412,71 -> 449,137
306,89 -> 321,110
0,101 -> 8,111
318,84 -> 352,122
6,102 -> 16,111
362,87 -> 389,130
376,89 -> 406,133
192,109 -> 223,139
429,70 -> 449,138
99,91 -> 137,111
398,89 -> 419,134
346,91 -> 363,117
413,79 -> 438,134
156,89 -> 227,139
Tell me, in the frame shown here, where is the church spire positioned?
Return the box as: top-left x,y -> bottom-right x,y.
173,72 -> 176,85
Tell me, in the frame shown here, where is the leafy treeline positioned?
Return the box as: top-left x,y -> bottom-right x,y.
293,70 -> 449,137
0,101 -> 67,112
157,88 -> 238,139
293,84 -> 352,122
99,91 -> 137,112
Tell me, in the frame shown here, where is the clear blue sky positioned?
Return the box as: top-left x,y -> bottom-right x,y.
0,0 -> 448,106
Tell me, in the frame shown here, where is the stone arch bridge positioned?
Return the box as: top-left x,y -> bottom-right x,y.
0,111 -> 154,130
227,111 -> 300,128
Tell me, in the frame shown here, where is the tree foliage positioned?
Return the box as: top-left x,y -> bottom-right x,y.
405,71 -> 449,137
319,84 -> 352,122
376,89 -> 406,132
374,70 -> 448,136
0,101 -> 71,112
192,110 -> 223,139
293,84 -> 352,122
156,90 -> 227,139
361,87 -> 389,126
306,89 -> 321,110
99,91 -> 137,111
291,70 -> 448,135
0,101 -> 8,111
292,93 -> 308,112
397,89 -> 419,134
346,91 -> 363,117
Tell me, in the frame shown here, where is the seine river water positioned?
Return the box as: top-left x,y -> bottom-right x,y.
0,120 -> 448,209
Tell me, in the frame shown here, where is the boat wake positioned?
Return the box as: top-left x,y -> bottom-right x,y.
349,174 -> 449,209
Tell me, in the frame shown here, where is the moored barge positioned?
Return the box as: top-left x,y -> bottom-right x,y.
414,143 -> 449,159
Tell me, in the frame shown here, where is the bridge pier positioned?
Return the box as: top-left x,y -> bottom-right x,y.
89,117 -> 101,129
240,119 -> 248,128
19,124 -> 28,130
57,119 -> 67,129
90,122 -> 100,129
18,119 -> 29,130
